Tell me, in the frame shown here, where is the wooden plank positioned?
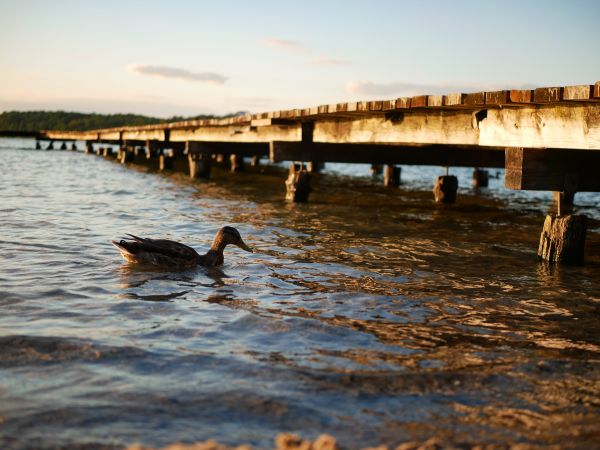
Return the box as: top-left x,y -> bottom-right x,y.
270,141 -> 505,167
187,141 -> 270,157
395,97 -> 411,109
411,95 -> 428,108
368,101 -> 383,111
505,147 -> 600,191
595,81 -> 600,99
357,101 -> 370,112
463,92 -> 485,106
427,95 -> 443,107
485,90 -> 510,105
444,93 -> 465,106
250,118 -> 296,127
563,84 -> 593,101
510,90 -> 533,103
382,100 -> 396,111
480,104 -> 600,149
534,86 -> 563,103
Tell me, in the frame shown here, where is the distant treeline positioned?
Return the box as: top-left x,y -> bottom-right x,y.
0,110 -> 236,132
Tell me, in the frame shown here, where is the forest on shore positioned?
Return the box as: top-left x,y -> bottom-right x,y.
0,110 -> 234,132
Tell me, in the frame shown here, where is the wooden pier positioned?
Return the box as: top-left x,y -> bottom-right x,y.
34,81 -> 600,263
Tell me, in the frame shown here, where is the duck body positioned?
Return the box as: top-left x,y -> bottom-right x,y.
112,226 -> 252,268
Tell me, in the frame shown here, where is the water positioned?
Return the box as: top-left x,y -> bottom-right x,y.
1,138 -> 599,449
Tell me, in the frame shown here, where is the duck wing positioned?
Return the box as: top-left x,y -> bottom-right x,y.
115,234 -> 201,265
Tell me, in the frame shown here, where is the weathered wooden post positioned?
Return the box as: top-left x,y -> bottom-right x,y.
250,155 -> 260,167
307,161 -> 324,173
384,165 -> 401,187
505,148 -> 596,265
103,147 -> 113,157
370,164 -> 383,176
70,142 -> 77,151
188,153 -> 212,179
60,142 -> 67,150
96,147 -> 103,156
85,141 -> 93,154
46,141 -> 54,150
145,140 -> 159,160
35,141 -> 41,150
285,163 -> 311,202
473,168 -> 489,188
433,175 -> 458,203
159,150 -> 174,171
187,142 -> 212,179
134,146 -> 145,158
552,191 -> 575,211
538,214 -> 587,264
230,154 -> 244,172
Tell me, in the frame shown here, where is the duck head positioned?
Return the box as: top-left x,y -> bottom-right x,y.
212,226 -> 253,253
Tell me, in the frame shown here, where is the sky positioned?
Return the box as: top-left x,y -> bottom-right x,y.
1,0 -> 599,117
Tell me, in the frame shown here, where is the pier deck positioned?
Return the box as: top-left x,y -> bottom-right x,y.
38,81 -> 600,194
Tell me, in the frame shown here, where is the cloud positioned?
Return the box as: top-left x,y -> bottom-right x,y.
345,81 -> 537,97
263,38 -> 305,52
126,64 -> 227,85
309,57 -> 351,66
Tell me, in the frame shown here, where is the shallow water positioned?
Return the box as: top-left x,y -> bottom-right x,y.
1,138 -> 599,449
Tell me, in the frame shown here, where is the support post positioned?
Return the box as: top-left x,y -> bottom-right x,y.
46,141 -> 54,150
553,191 -> 575,215
307,161 -> 324,173
96,147 -> 103,156
370,164 -> 383,176
188,153 -> 212,179
35,141 -> 41,150
60,142 -> 67,150
285,163 -> 311,202
159,151 -> 174,171
433,175 -> 458,203
384,165 -> 401,187
230,154 -> 244,172
103,147 -> 113,157
473,168 -> 489,188
119,147 -> 134,164
85,141 -> 93,154
250,155 -> 260,167
538,214 -> 587,264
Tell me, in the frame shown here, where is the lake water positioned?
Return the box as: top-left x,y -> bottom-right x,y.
1,138 -> 599,449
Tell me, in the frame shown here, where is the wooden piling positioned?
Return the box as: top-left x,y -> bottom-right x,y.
285,163 -> 311,202
230,154 -> 244,173
60,142 -> 67,150
103,147 -> 113,157
159,153 -> 174,171
384,165 -> 401,187
538,214 -> 587,264
46,141 -> 54,150
473,169 -> 489,188
96,147 -> 103,156
370,164 -> 383,176
188,153 -> 212,179
433,175 -> 458,203
35,141 -> 42,150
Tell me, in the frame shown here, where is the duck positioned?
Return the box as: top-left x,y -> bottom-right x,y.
112,226 -> 252,268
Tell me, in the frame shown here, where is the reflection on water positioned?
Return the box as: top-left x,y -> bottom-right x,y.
0,139 -> 599,449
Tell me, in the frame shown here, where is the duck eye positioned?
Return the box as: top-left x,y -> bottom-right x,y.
120,240 -> 127,245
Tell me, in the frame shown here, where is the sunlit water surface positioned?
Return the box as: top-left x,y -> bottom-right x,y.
1,139 -> 599,449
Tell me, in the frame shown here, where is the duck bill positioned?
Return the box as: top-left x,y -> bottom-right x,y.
236,239 -> 253,253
